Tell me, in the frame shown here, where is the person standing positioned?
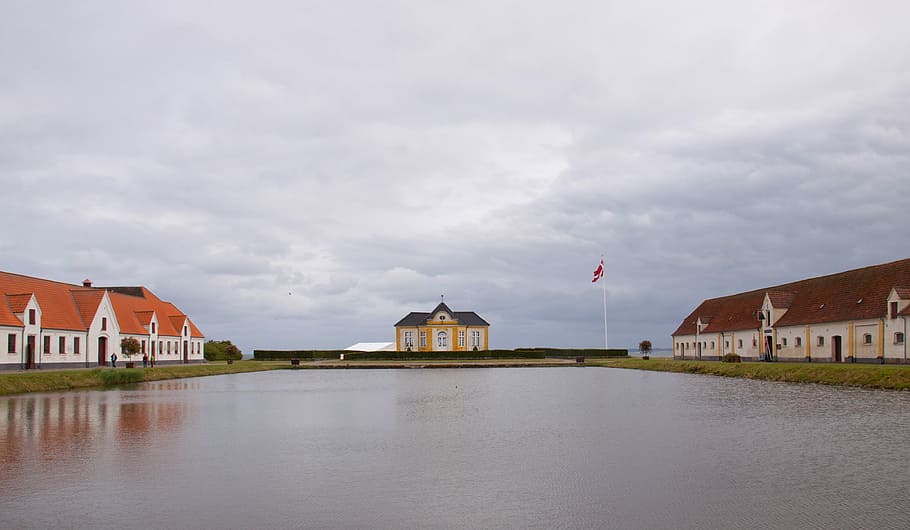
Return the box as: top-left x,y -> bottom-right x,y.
142,353 -> 148,368
110,353 -> 117,368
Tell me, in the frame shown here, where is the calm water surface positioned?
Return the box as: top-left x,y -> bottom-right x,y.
2,368 -> 909,529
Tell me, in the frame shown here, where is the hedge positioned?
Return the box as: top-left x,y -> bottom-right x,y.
253,348 -> 628,361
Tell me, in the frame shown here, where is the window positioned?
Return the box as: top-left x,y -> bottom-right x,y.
43,336 -> 51,353
158,341 -> 163,355
184,325 -> 188,336
167,341 -> 171,354
782,338 -> 788,347
725,341 -> 730,349
29,309 -> 36,325
439,315 -> 445,321
74,337 -> 80,354
419,332 -> 426,348
796,337 -> 802,347
817,336 -> 825,346
863,334 -> 872,345
891,301 -> 899,319
151,322 -> 156,334
437,332 -> 447,347
472,330 -> 481,347
141,340 -> 146,354
458,331 -> 465,347
101,317 -> 107,331
404,331 -> 413,348
59,336 -> 66,354
737,339 -> 743,348
752,337 -> 757,347
710,341 -> 715,349
152,341 -> 156,355
896,332 -> 905,345
8,334 -> 16,353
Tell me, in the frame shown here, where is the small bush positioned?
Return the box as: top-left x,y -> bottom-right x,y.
722,353 -> 742,363
204,340 -> 243,361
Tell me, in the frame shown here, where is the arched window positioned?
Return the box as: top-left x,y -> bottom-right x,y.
437,331 -> 447,347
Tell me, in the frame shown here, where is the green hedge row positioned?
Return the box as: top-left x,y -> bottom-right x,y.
253,348 -> 628,361
253,350 -> 348,361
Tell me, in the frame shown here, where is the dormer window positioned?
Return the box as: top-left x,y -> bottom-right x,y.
891,301 -> 899,319
29,309 -> 36,325
152,322 -> 156,334
101,317 -> 107,331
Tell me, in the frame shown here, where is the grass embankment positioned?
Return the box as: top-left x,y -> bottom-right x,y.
593,358 -> 910,391
0,361 -> 280,396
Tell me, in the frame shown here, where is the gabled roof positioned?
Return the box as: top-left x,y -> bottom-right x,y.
892,288 -> 910,300
395,302 -> 490,327
0,296 -> 23,327
674,258 -> 910,335
767,291 -> 796,309
104,286 -> 204,338
0,272 -> 91,331
6,293 -> 33,313
70,289 -> 106,329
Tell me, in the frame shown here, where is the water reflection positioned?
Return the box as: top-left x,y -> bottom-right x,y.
1,369 -> 910,530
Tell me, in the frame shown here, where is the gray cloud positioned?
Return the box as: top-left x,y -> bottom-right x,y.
2,0 -> 909,354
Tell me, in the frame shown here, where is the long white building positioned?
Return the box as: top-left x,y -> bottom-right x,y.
672,258 -> 910,363
1,271 -> 204,370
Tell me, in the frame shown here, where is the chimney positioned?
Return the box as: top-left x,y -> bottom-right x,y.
83,279 -> 92,288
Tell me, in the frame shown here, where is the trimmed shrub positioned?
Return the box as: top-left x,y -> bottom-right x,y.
253,348 -> 629,361
722,353 -> 742,363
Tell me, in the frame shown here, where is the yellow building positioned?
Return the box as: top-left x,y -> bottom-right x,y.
394,302 -> 489,352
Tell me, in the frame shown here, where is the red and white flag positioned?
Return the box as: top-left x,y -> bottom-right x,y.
592,259 -> 604,283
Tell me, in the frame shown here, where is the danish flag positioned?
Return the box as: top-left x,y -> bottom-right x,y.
592,260 -> 604,283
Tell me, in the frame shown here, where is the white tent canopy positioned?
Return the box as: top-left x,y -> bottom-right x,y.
344,342 -> 395,352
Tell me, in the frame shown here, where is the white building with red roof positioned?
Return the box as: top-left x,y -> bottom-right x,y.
673,258 -> 910,363
1,271 -> 204,370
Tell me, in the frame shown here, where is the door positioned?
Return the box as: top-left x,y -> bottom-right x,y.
183,341 -> 188,364
832,336 -> 842,362
765,336 -> 774,361
98,336 -> 107,366
26,335 -> 35,369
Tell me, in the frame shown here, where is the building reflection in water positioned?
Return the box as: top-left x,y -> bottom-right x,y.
1,384 -> 197,477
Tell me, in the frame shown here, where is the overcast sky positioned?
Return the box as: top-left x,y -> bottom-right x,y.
2,1 -> 909,354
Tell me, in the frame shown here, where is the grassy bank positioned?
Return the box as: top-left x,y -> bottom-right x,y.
593,358 -> 910,391
0,362 -> 280,396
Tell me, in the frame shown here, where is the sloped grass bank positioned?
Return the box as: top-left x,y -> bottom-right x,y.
595,358 -> 910,391
0,362 -> 280,396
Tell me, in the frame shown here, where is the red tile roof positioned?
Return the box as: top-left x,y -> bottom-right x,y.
0,271 -> 203,338
104,287 -> 203,338
0,295 -> 23,327
0,273 -> 91,331
673,258 -> 910,336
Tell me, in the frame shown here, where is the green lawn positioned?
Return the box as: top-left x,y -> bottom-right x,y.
592,357 -> 910,390
0,361 -> 281,396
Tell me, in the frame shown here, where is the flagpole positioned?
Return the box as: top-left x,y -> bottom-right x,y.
602,263 -> 608,351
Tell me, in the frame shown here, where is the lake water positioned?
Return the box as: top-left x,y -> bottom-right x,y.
2,368 -> 909,529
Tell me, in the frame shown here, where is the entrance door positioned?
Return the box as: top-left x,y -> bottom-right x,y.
832,336 -> 842,362
696,342 -> 702,360
26,335 -> 36,369
183,341 -> 188,364
765,336 -> 774,361
98,337 -> 107,366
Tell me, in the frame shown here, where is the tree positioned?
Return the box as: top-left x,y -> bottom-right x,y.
120,337 -> 141,361
204,340 -> 243,361
638,340 -> 652,357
